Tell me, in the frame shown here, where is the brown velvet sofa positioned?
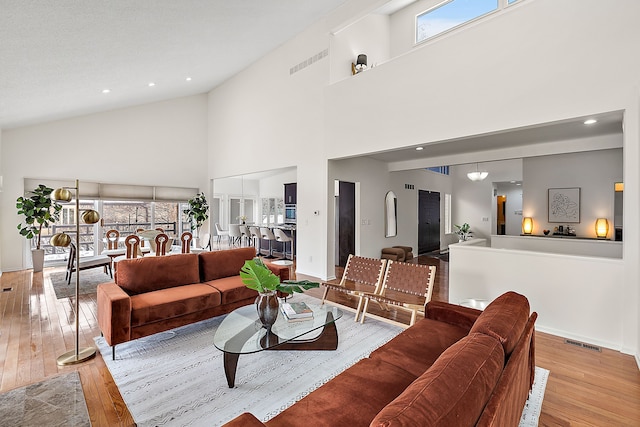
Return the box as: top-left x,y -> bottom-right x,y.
223,291 -> 537,427
97,247 -> 289,359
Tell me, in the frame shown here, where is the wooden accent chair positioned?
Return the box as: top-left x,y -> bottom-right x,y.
102,229 -> 125,264
321,254 -> 387,321
359,261 -> 436,327
180,231 -> 193,253
65,242 -> 112,284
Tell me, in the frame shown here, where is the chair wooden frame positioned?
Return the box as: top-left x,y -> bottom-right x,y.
320,254 -> 387,322
65,242 -> 112,284
359,261 -> 436,327
180,231 -> 193,253
154,232 -> 170,256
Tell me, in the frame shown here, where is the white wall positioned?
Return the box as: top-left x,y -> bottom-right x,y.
449,245 -> 626,352
1,94 -> 209,271
259,169 -> 297,198
491,235 -> 623,259
523,149 -> 622,238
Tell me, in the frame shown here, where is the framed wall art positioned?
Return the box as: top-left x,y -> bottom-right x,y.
548,187 -> 580,223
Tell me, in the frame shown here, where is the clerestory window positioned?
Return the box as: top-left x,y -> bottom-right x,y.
416,0 -> 499,44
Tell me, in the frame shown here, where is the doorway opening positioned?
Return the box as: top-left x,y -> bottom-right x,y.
497,195 -> 506,235
335,180 -> 355,268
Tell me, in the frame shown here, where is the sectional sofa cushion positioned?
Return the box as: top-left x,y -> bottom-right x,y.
130,284 -> 222,327
370,333 -> 505,427
267,358 -> 417,427
369,317 -> 469,377
116,253 -> 200,295
469,291 -> 530,357
199,247 -> 256,281
204,276 -> 257,305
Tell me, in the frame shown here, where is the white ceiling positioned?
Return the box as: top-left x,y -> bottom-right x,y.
0,0 -> 348,129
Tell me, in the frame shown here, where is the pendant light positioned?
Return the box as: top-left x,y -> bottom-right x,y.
467,163 -> 488,181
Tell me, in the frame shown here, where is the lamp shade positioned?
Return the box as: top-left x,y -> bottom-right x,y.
356,54 -> 367,67
522,217 -> 533,235
595,218 -> 609,238
467,171 -> 488,181
50,233 -> 71,247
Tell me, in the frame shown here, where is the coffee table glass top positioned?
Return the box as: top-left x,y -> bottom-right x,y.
213,302 -> 343,355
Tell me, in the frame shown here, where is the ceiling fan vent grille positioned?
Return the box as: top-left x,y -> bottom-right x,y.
290,49 -> 329,75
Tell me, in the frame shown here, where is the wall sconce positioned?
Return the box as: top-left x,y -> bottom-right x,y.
467,163 -> 488,181
595,218 -> 609,238
50,179 -> 101,366
522,217 -> 534,235
352,54 -> 367,75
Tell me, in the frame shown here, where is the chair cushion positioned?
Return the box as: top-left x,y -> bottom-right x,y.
381,247 -> 405,262
469,291 -> 530,357
204,276 -> 257,305
78,255 -> 111,268
370,333 -> 504,427
130,283 -> 221,327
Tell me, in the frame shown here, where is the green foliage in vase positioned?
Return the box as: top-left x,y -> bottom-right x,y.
183,192 -> 209,235
240,258 -> 319,294
16,184 -> 62,250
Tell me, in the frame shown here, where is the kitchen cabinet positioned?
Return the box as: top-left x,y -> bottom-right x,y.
284,183 -> 297,205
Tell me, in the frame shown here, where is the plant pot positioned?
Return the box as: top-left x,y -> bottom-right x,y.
255,291 -> 279,330
31,248 -> 45,272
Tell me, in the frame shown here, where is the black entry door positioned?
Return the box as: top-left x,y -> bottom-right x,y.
418,190 -> 440,255
337,181 -> 355,267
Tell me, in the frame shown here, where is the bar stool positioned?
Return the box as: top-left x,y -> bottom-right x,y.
239,225 -> 252,246
274,228 -> 293,260
215,223 -> 229,245
260,227 -> 277,259
249,226 -> 262,256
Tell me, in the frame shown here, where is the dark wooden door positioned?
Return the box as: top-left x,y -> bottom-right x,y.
418,190 -> 440,255
337,181 -> 355,267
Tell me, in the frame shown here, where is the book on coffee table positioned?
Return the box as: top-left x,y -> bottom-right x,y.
281,301 -> 313,320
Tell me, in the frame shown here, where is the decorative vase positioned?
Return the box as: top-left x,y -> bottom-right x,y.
255,291 -> 279,330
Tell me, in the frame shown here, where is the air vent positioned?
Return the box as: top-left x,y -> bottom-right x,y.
290,49 -> 329,75
404,184 -> 415,190
565,339 -> 601,352
2,287 -> 12,292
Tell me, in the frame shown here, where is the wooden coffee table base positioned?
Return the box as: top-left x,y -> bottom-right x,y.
223,312 -> 338,388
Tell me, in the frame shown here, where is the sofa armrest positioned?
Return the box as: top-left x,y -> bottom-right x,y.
425,300 -> 481,331
97,282 -> 132,346
222,413 -> 266,427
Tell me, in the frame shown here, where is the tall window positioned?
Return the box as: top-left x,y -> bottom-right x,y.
416,0 -> 499,44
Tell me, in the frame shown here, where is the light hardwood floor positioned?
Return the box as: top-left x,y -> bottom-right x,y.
1,258 -> 639,426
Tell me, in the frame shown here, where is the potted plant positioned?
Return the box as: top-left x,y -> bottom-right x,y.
240,258 -> 319,330
183,192 -> 209,245
454,223 -> 472,242
16,184 -> 62,272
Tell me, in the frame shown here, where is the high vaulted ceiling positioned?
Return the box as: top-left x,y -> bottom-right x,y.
0,0 -> 348,129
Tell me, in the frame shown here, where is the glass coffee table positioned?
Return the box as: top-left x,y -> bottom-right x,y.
213,302 -> 343,388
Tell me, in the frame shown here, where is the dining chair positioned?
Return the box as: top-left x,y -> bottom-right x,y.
274,228 -> 293,260
215,223 -> 229,245
200,232 -> 211,250
259,227 -> 278,259
359,261 -> 436,327
113,234 -> 142,269
229,224 -> 242,246
136,228 -> 152,255
320,254 -> 387,322
154,233 -> 171,256
102,229 -> 125,265
239,225 -> 251,247
180,231 -> 193,253
249,226 -> 262,256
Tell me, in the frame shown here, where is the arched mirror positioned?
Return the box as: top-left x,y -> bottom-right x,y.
385,191 -> 397,237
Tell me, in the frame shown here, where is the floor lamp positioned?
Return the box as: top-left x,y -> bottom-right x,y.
50,179 -> 101,366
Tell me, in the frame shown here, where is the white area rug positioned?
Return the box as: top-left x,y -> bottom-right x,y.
95,294 -> 549,427
519,366 -> 550,426
95,294 -> 403,426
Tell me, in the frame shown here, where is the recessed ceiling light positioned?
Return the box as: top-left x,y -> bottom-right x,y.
102,89 -> 110,94
185,77 -> 192,82
584,119 -> 597,125
510,181 -> 516,184
148,82 -> 156,87
416,147 -> 424,151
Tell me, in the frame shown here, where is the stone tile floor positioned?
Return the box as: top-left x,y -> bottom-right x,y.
0,371 -> 90,426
